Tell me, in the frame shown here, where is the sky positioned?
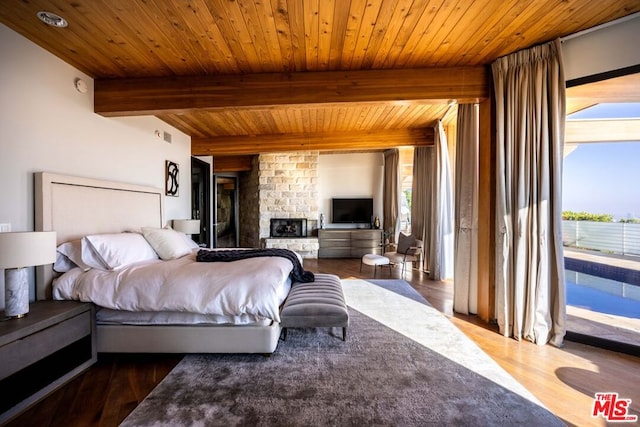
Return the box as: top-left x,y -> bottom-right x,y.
562,103 -> 640,220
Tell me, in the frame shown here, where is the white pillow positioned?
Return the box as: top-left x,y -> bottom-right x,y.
83,232 -> 159,270
182,232 -> 200,249
53,252 -> 78,273
56,239 -> 104,271
141,227 -> 195,260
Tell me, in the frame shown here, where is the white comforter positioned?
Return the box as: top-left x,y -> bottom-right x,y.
52,251 -> 293,323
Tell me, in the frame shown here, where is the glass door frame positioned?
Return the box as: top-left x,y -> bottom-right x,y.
213,174 -> 239,248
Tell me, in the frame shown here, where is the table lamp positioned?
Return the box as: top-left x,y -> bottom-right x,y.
172,219 -> 200,236
0,231 -> 57,318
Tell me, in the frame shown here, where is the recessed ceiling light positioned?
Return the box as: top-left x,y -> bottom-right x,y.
36,11 -> 68,28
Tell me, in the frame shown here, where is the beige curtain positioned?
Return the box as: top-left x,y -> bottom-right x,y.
411,146 -> 432,272
412,122 -> 454,279
492,39 -> 566,346
383,149 -> 400,242
454,104 -> 479,315
429,121 -> 454,281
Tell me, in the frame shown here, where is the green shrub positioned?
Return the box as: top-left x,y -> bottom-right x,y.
562,211 -> 613,222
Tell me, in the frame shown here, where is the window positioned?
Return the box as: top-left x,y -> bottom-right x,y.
563,99 -> 640,352
399,147 -> 414,235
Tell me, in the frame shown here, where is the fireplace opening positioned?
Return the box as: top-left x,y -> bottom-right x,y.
270,218 -> 307,238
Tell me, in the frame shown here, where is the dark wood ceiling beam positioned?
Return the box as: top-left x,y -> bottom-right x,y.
212,156 -> 254,173
95,67 -> 490,116
192,128 -> 434,156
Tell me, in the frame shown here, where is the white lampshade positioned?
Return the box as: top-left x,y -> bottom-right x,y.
0,231 -> 57,269
172,219 -> 200,234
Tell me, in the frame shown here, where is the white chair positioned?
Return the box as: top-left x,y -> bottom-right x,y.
383,233 -> 423,276
360,253 -> 391,278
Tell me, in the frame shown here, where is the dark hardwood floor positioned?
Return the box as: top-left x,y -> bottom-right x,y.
5,258 -> 639,427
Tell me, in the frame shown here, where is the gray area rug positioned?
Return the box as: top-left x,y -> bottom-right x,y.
121,279 -> 564,426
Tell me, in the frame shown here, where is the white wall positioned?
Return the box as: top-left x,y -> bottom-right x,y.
318,152 -> 384,228
0,24 -> 192,306
562,13 -> 640,81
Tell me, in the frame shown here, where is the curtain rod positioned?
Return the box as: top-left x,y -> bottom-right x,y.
561,11 -> 639,42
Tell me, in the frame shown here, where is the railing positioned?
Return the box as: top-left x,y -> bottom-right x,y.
563,220 -> 640,257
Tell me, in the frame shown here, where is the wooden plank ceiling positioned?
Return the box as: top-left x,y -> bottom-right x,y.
567,72 -> 640,115
1,1 -> 639,157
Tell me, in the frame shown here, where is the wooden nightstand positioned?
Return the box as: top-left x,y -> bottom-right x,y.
0,301 -> 96,423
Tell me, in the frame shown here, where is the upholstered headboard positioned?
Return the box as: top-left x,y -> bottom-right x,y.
34,172 -> 164,300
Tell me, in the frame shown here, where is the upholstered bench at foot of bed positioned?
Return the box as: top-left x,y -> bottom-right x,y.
280,273 -> 349,341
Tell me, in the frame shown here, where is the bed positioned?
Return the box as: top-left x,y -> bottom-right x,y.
34,172 -> 288,354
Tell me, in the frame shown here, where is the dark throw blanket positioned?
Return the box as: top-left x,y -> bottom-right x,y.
196,248 -> 315,283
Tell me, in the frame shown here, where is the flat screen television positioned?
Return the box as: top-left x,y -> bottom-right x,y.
332,198 -> 374,224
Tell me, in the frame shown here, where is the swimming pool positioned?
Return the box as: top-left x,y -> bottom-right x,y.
566,270 -> 640,319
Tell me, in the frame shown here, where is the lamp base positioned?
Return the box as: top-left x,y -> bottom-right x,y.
4,268 -> 29,319
5,313 -> 27,320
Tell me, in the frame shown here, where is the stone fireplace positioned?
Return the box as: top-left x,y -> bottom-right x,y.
239,151 -> 320,258
270,218 -> 307,238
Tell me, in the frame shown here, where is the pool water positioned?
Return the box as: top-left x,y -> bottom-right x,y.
566,271 -> 640,319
